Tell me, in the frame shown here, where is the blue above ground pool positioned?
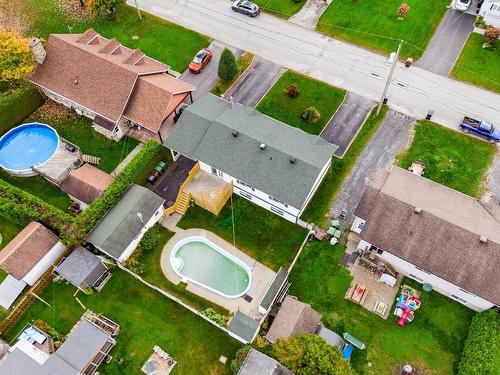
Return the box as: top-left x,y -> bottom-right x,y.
0,123 -> 59,176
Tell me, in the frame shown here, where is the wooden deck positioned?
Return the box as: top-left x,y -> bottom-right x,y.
35,140 -> 81,184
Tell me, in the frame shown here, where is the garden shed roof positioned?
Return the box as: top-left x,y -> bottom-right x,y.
61,164 -> 114,205
55,247 -> 107,289
238,349 -> 294,375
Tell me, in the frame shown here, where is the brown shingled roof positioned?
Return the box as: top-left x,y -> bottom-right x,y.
266,296 -> 322,344
0,222 -> 60,280
60,164 -> 114,205
355,167 -> 500,306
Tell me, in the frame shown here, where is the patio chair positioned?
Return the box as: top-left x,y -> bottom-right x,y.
327,226 -> 336,236
333,229 -> 342,239
330,219 -> 340,228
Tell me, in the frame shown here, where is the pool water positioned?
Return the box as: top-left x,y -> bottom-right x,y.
0,123 -> 59,172
173,239 -> 251,298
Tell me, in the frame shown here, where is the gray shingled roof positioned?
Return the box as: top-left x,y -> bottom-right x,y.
260,268 -> 288,312
165,94 -> 337,209
85,184 -> 164,260
238,349 -> 294,375
228,311 -> 260,344
55,247 -> 107,288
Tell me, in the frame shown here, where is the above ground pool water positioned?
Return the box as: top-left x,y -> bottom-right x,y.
173,239 -> 250,298
0,123 -> 59,172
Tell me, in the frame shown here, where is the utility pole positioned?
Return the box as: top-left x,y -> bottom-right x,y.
376,40 -> 403,116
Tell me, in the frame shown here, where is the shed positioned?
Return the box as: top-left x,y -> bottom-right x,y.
238,348 -> 293,375
0,275 -> 27,309
61,164 -> 114,207
266,296 -> 321,344
54,247 -> 109,291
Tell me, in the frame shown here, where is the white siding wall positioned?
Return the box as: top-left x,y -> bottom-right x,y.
481,1 -> 500,27
354,231 -> 495,312
117,205 -> 165,262
198,161 -> 301,223
298,158 -> 331,217
22,242 -> 66,286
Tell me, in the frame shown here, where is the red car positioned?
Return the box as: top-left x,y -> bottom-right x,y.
189,49 -> 212,73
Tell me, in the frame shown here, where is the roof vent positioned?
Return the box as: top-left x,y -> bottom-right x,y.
480,236 -> 488,244
232,131 -> 239,138
414,207 -> 422,214
259,143 -> 266,150
289,158 -> 296,164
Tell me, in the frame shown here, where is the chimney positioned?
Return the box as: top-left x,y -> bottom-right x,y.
414,207 -> 422,214
480,236 -> 488,244
28,38 -> 46,64
259,143 -> 266,150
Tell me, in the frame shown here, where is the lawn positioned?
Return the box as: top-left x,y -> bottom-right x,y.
317,0 -> 449,59
289,241 -> 474,374
0,215 -> 23,251
0,82 -> 44,134
5,270 -> 241,374
15,0 -> 209,72
178,196 -> 308,271
211,53 -> 254,96
27,103 -> 139,174
257,70 -> 346,135
252,0 -> 307,18
451,33 -> 500,94
131,224 -> 229,314
301,106 -> 387,225
397,120 -> 496,198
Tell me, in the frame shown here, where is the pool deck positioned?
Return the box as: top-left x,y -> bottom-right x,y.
35,140 -> 81,183
160,228 -> 276,318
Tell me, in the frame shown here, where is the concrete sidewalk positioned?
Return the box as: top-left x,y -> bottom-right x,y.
129,0 -> 500,130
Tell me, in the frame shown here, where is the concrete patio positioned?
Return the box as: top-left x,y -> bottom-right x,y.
160,228 -> 276,318
34,139 -> 81,183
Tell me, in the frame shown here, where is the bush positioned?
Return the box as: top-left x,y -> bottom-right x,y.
69,140 -> 163,244
218,48 -> 238,81
201,307 -> 229,327
33,320 -> 63,341
286,85 -> 300,98
139,225 -> 160,254
0,179 -> 73,239
230,346 -> 251,374
458,309 -> 500,375
301,106 -> 321,123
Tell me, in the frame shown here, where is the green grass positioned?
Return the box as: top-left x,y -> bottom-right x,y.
5,270 -> 241,374
257,70 -> 346,135
0,215 -> 23,251
178,196 -> 307,271
301,106 -> 386,225
397,120 -> 496,198
0,82 -> 43,134
20,0 -> 209,72
317,0 -> 449,59
289,241 -> 474,374
132,225 -> 229,314
252,0 -> 307,18
27,104 -> 139,174
0,172 -> 71,211
211,53 -> 254,96
451,33 -> 500,94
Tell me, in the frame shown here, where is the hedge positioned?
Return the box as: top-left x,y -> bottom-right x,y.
458,309 -> 500,375
68,140 -> 163,243
0,178 -> 73,239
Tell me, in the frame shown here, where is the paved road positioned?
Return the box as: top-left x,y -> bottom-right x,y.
225,56 -> 285,106
330,110 -> 415,229
416,9 -> 475,76
130,0 -> 500,130
180,40 -> 241,100
320,92 -> 375,157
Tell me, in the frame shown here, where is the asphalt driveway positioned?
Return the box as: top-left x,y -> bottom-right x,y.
320,92 -> 375,157
224,56 -> 286,107
180,40 -> 242,100
416,9 -> 475,76
330,110 -> 415,229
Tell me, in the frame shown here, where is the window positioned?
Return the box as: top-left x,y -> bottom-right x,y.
239,191 -> 252,200
451,295 -> 467,304
271,207 -> 284,216
211,167 -> 217,176
408,273 -> 424,282
236,179 -> 255,191
268,195 -> 288,208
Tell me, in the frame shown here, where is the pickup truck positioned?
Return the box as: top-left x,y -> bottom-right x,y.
460,117 -> 500,143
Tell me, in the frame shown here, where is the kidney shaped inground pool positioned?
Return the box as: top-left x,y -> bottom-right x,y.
170,236 -> 251,299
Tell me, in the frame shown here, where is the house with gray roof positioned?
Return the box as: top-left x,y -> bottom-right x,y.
352,166 -> 500,312
54,246 -> 109,292
85,184 -> 165,262
165,94 -> 337,223
238,348 -> 294,375
0,314 -> 117,375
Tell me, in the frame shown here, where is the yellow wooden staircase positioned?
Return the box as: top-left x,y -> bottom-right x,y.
174,191 -> 191,215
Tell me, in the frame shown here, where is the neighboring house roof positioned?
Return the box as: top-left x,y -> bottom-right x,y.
315,325 -> 345,350
30,29 -> 194,131
0,318 -> 113,375
355,166 -> 500,306
266,296 -> 322,344
0,222 -> 59,280
61,164 -> 114,205
55,247 -> 107,289
165,94 -> 337,209
123,73 -> 194,133
228,311 -> 260,344
238,349 -> 294,375
85,184 -> 165,260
